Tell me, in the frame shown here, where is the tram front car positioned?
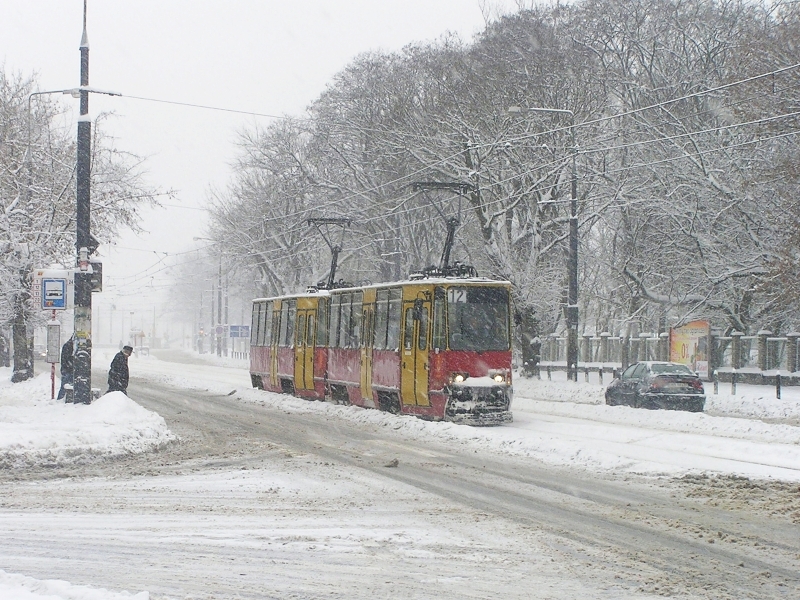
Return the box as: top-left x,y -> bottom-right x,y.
433,283 -> 513,425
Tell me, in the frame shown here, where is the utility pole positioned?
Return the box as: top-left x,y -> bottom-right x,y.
217,261 -> 223,356
210,283 -> 216,355
73,0 -> 94,404
508,106 -> 579,381
223,272 -> 229,357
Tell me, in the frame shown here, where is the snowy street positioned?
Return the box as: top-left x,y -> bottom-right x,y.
1,349 -> 799,599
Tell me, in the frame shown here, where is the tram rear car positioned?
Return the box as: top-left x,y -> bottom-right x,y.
249,278 -> 513,425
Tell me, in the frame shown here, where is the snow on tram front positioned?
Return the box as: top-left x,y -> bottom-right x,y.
248,275 -> 513,426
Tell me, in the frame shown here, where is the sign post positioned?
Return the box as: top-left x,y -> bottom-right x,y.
46,315 -> 61,399
34,269 -> 72,400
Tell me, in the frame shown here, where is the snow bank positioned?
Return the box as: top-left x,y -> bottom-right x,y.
0,570 -> 147,600
514,369 -> 800,421
0,368 -> 175,468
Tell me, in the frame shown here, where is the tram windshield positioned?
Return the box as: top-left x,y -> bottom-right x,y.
447,286 -> 510,352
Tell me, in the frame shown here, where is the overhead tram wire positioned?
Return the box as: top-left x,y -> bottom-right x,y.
275,122 -> 800,247
118,64 -> 800,243
66,64 -> 800,233
113,64 -> 800,280
140,111 -> 800,279
246,109 -> 800,237
200,63 -> 800,237
121,94 -> 295,121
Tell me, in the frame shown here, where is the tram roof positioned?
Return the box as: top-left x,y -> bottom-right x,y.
251,276 -> 511,303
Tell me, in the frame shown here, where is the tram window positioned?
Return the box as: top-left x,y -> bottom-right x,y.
387,289 -> 402,351
316,298 -> 329,347
263,304 -> 273,346
403,308 -> 414,351
250,303 -> 260,346
418,306 -> 429,351
329,295 -> 341,348
447,286 -> 510,351
257,304 -> 268,346
272,307 -> 280,347
433,288 -> 446,350
350,291 -> 363,347
374,289 -> 389,350
255,303 -> 264,346
286,300 -> 296,347
307,314 -> 315,347
278,303 -> 289,347
337,293 -> 351,348
296,314 -> 306,347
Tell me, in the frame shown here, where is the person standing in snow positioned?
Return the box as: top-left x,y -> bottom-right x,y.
107,345 -> 133,395
57,335 -> 74,400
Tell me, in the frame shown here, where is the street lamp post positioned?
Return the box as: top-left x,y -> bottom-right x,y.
194,237 -> 227,357
24,4 -> 120,402
508,106 -> 579,381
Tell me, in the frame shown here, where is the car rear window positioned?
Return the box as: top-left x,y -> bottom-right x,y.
651,363 -> 694,375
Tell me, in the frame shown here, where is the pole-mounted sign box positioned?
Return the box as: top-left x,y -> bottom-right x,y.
32,269 -> 75,312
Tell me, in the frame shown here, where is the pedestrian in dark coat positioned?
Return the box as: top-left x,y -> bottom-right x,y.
107,345 -> 133,394
57,335 -> 74,400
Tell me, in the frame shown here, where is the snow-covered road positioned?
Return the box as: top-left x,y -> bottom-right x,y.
128,348 -> 800,482
1,349 -> 798,599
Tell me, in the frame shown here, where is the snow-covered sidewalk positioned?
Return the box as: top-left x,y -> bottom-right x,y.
0,366 -> 174,469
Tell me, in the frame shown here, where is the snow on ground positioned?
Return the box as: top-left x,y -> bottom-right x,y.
0,365 -> 174,469
4,350 -> 799,480
2,349 -> 800,598
129,349 -> 800,481
0,570 -> 147,600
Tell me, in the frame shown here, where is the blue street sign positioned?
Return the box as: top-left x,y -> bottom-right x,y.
41,278 -> 67,310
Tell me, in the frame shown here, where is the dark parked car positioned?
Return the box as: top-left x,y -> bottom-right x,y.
605,362 -> 705,412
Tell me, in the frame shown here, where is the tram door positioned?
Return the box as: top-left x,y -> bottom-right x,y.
400,296 -> 431,407
293,309 -> 315,390
360,304 -> 374,405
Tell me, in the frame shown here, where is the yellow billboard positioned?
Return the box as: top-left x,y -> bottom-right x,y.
669,320 -> 710,378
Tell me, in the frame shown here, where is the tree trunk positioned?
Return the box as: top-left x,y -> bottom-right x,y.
11,270 -> 33,383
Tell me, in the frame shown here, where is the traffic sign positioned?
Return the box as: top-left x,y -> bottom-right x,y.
33,269 -> 74,311
229,325 -> 250,338
42,278 -> 67,309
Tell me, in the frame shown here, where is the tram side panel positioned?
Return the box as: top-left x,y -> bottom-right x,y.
326,290 -> 363,404
368,287 -> 403,412
249,299 -> 274,390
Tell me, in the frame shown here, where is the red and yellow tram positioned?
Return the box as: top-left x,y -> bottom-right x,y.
249,276 -> 513,425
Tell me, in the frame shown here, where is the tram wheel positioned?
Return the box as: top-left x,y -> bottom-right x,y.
379,393 -> 401,414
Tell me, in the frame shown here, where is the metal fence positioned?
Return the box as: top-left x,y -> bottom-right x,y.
537,330 -> 800,378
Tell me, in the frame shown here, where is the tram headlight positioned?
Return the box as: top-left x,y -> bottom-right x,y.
493,373 -> 505,384
451,372 -> 468,384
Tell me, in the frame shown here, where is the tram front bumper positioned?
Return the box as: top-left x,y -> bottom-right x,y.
444,384 -> 513,426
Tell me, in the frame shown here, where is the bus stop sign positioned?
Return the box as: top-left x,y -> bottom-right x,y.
42,278 -> 68,310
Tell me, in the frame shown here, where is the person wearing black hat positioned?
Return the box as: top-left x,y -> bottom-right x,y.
107,345 -> 133,395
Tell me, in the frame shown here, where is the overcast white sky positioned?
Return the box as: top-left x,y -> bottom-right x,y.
1,0 -> 519,337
